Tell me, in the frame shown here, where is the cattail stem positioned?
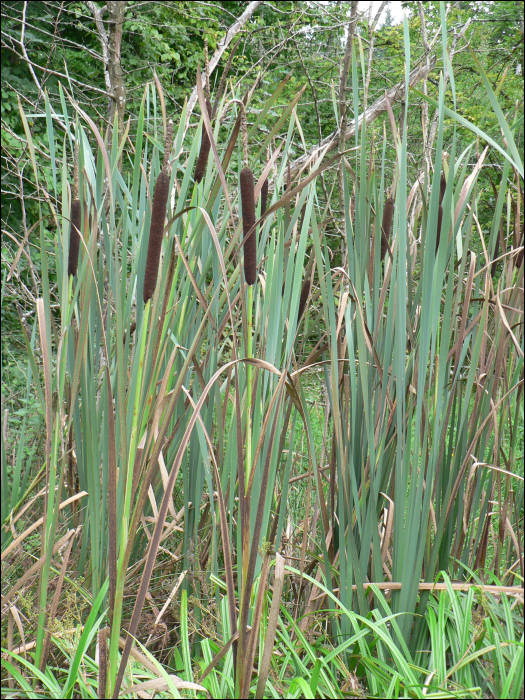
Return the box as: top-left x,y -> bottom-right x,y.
241,281 -> 254,664
162,119 -> 174,172
204,38 -> 210,101
240,107 -> 249,168
246,283 -> 253,493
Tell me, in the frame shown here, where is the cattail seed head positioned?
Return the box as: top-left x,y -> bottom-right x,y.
297,278 -> 311,322
122,321 -> 137,344
68,199 -> 82,277
516,225 -> 524,269
380,197 -> 394,262
240,167 -> 256,285
261,179 -> 268,217
436,204 -> 443,253
194,99 -> 213,183
143,170 -> 170,303
439,173 -> 447,205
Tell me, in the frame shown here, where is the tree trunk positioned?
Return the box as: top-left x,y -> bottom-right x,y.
107,1 -> 126,149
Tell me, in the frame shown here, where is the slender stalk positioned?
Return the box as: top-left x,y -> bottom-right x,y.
246,283 -> 253,493
237,282 -> 253,696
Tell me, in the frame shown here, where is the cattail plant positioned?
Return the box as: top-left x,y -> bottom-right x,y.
380,196 -> 394,262
238,103 -> 256,642
143,120 -> 173,303
68,143 -> 81,277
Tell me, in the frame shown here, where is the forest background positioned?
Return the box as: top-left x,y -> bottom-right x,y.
1,1 -> 524,699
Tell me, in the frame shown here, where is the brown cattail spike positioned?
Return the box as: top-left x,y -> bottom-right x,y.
194,99 -> 213,183
436,172 -> 447,253
436,204 -> 443,253
68,199 -> 82,277
436,205 -> 443,253
241,167 -> 256,285
516,225 -> 524,269
143,170 -> 170,303
68,142 -> 82,277
380,197 -> 394,262
439,173 -> 447,204
261,179 -> 268,217
122,321 -> 137,345
297,278 -> 311,322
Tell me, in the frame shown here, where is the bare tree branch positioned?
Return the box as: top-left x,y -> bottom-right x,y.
364,0 -> 388,109
338,1 -> 358,220
184,0 -> 263,130
286,44 -> 443,182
